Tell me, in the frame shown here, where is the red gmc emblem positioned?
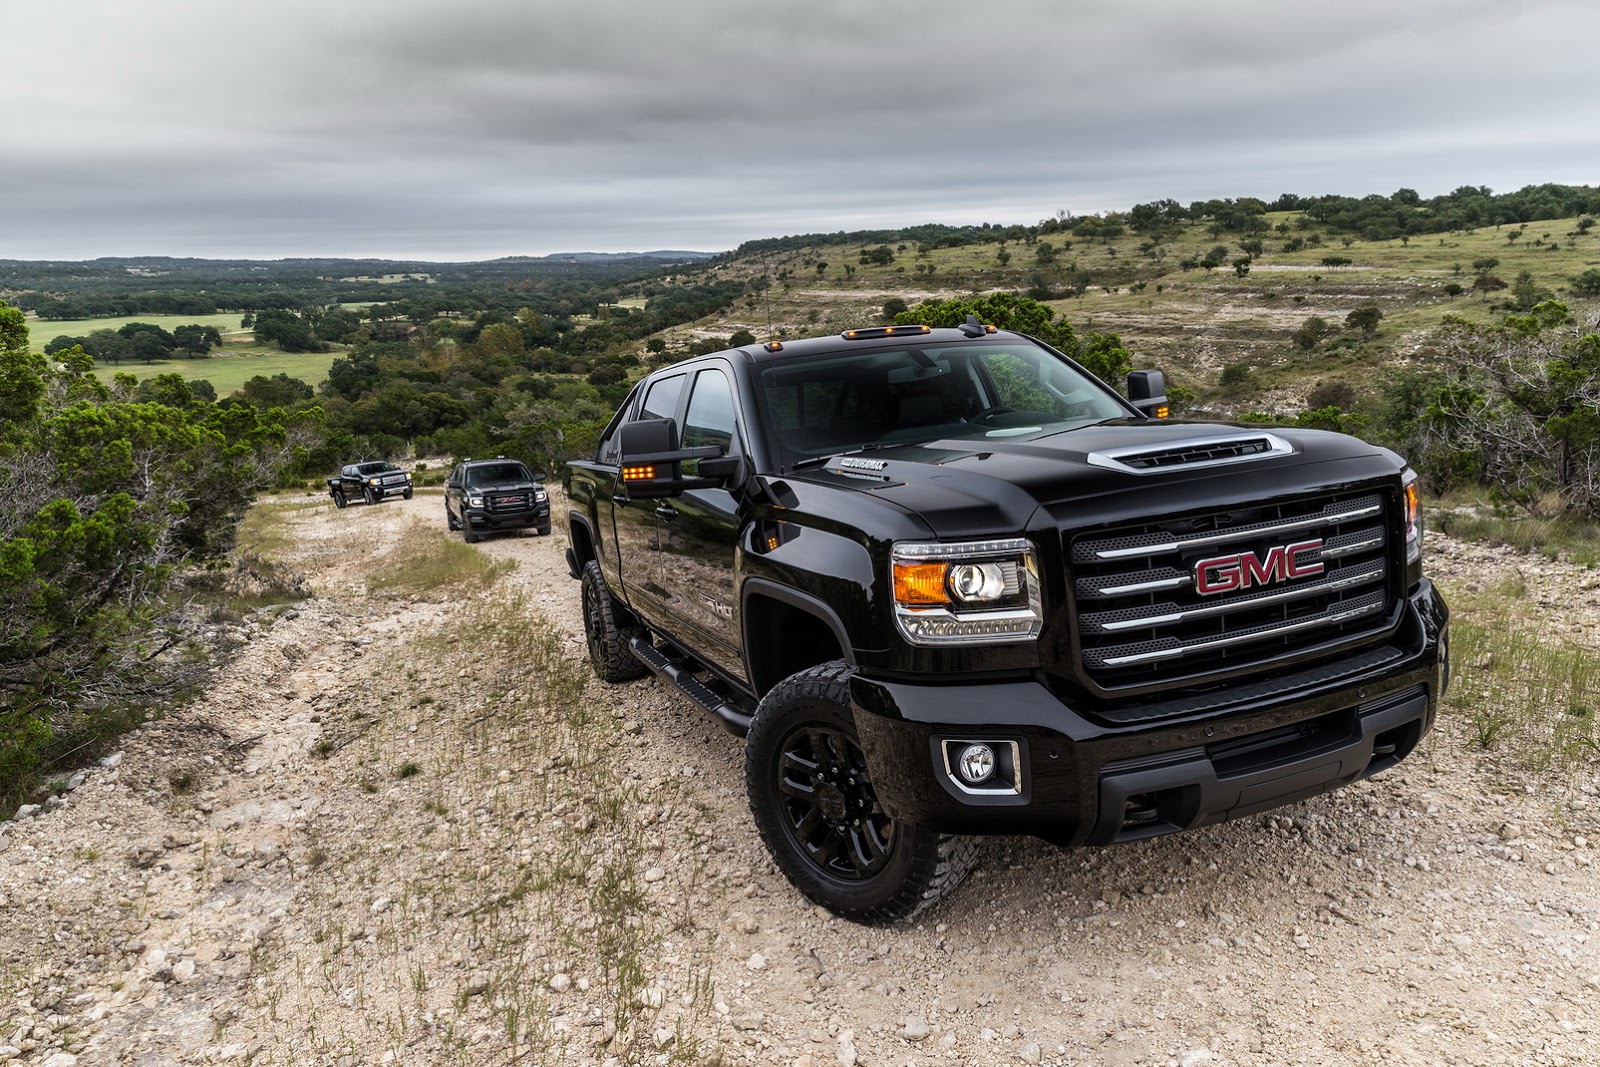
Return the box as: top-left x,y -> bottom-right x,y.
1195,538 -> 1324,595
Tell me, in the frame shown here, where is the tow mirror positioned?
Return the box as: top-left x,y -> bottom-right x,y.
618,418 -> 728,498
1127,370 -> 1170,419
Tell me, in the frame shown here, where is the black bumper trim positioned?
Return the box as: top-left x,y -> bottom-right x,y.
1088,686 -> 1427,844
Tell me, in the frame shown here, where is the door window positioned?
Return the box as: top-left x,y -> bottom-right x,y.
682,368 -> 738,453
640,373 -> 686,422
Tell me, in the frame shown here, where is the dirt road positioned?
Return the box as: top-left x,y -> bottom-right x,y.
2,492 -> 1597,1066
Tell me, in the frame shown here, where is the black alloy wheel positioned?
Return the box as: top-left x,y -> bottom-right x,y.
745,661 -> 977,923
333,490 -> 347,509
775,723 -> 893,880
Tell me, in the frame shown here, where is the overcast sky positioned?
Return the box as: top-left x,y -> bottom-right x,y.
5,0 -> 1598,261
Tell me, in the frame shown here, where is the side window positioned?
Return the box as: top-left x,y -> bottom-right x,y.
639,374 -> 686,422
682,368 -> 738,453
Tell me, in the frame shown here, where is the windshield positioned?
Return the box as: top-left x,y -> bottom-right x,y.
465,463 -> 532,487
356,462 -> 399,474
754,341 -> 1129,466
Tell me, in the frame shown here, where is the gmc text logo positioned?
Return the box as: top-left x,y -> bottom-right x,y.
1194,538 -> 1324,596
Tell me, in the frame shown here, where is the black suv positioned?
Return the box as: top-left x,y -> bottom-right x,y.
444,457 -> 551,543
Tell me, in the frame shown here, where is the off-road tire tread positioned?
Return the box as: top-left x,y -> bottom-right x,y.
581,559 -> 648,682
745,660 -> 978,925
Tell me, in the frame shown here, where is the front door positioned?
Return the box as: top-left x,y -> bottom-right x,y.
655,366 -> 746,681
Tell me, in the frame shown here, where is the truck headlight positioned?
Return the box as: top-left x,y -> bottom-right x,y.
468,494 -> 485,507
534,489 -> 548,502
892,538 -> 1042,645
1402,468 -> 1423,565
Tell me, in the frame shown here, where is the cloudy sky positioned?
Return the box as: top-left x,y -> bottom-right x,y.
5,0 -> 1597,260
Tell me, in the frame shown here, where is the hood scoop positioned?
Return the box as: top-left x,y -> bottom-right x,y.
1087,432 -> 1294,475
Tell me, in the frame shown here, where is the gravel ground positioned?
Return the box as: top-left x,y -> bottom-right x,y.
2,491 -> 1598,1067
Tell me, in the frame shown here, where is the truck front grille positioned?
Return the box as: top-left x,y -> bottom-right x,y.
1069,491 -> 1396,693
486,491 -> 532,512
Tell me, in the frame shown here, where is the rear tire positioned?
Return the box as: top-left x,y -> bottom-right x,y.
744,661 -> 977,924
333,490 -> 347,509
580,560 -> 648,682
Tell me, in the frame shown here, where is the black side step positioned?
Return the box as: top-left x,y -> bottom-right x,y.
627,636 -> 753,737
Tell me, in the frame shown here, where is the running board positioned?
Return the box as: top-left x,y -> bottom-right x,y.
627,635 -> 753,737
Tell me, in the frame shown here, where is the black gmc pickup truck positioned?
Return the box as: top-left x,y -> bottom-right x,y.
565,321 -> 1450,923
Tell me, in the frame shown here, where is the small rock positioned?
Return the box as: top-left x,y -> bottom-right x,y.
0,1047 -> 21,1062
99,752 -> 124,769
1018,1043 -> 1042,1064
40,1055 -> 77,1067
172,960 -> 196,983
369,897 -> 391,915
15,805 -> 40,820
729,911 -> 760,934
549,973 -> 571,993
836,1030 -> 858,1066
1180,1051 -> 1217,1067
1498,823 -> 1522,842
466,974 -> 490,996
898,1017 -> 930,1042
746,953 -> 766,971
642,868 -> 665,883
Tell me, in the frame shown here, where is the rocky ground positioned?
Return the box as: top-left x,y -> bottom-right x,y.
3,491 -> 1598,1067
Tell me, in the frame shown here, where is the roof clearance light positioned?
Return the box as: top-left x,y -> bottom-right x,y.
764,340 -> 783,352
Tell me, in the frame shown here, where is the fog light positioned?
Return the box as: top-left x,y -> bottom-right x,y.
957,743 -> 995,784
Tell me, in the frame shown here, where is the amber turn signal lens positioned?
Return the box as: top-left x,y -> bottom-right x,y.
622,464 -> 655,481
1404,481 -> 1420,523
893,561 -> 949,605
1155,405 -> 1171,419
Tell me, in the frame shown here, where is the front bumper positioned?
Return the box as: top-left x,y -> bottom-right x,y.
464,502 -> 551,532
850,579 -> 1448,846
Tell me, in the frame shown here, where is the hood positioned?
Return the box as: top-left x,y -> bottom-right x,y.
787,420 -> 1397,538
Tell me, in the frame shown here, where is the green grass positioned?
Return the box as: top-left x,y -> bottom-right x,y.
1431,497 -> 1600,566
21,311 -> 343,394
24,311 -> 248,351
87,345 -> 341,394
364,518 -> 515,596
1443,613 -> 1600,772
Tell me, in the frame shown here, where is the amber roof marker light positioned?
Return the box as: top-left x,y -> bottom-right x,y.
841,325 -> 932,340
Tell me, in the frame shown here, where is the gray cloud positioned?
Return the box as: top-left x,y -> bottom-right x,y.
4,0 -> 1598,259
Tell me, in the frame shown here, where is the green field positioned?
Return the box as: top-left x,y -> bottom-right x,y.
20,311 -> 342,394
84,347 -> 342,394
24,311 -> 249,352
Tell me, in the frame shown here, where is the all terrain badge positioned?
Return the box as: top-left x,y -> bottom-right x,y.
839,457 -> 888,471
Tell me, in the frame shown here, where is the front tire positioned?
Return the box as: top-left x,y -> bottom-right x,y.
744,661 -> 977,924
402,487 -> 414,500
462,523 -> 480,544
364,486 -> 379,505
580,560 -> 648,682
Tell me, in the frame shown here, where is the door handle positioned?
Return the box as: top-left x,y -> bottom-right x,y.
655,505 -> 679,521
611,494 -> 630,506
